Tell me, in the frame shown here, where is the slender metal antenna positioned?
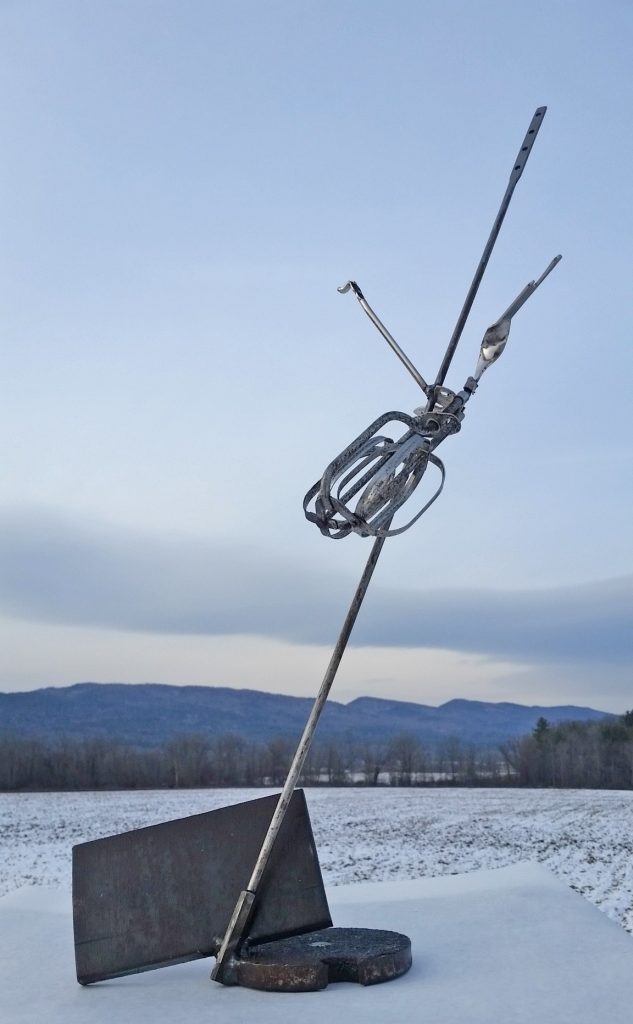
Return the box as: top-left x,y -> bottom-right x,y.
431,106 -> 547,394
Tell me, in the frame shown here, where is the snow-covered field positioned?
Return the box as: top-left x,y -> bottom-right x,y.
2,787 -> 633,933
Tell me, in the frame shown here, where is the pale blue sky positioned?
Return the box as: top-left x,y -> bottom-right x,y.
1,1 -> 631,709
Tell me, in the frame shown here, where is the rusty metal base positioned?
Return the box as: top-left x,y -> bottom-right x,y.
226,926 -> 412,991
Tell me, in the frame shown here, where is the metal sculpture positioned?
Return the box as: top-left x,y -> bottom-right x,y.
73,106 -> 560,995
211,104 -> 561,985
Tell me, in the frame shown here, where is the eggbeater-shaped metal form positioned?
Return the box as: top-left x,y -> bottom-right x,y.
301,105 -> 561,541
303,410 -> 450,539
302,252 -> 559,539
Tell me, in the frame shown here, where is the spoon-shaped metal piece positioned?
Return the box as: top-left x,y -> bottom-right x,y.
473,254 -> 562,380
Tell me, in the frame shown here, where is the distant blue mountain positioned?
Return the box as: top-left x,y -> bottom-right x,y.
0,683 -> 615,749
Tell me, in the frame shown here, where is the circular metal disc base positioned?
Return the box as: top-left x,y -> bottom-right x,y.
234,926 -> 412,992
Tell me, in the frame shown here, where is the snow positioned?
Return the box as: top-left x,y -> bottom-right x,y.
3,787 -> 633,931
2,863 -> 633,1024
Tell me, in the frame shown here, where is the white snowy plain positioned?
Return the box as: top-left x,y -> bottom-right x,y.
2,786 -> 633,933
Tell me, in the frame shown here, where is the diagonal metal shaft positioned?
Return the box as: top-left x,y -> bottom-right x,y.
431,106 -> 547,393
212,529 -> 390,980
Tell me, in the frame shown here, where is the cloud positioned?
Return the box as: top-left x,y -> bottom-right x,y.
0,507 -> 631,666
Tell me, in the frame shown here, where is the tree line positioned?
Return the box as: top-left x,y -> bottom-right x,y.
499,713 -> 633,789
0,713 -> 631,790
0,731 -> 507,791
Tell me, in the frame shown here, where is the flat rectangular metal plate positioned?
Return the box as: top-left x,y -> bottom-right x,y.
72,790 -> 331,984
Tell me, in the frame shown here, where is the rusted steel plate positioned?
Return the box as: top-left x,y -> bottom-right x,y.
233,926 -> 412,991
72,790 -> 331,984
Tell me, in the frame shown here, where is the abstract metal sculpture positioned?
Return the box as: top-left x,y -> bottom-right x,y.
73,106 -> 560,994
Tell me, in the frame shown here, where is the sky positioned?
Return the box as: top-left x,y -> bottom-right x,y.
0,0 -> 631,711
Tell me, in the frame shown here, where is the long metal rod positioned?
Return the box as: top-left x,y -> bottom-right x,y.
213,530 -> 390,977
248,531 -> 388,891
432,106 -> 547,392
215,107 -> 552,981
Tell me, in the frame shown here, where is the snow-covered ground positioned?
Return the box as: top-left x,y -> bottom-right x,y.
2,787 -> 633,932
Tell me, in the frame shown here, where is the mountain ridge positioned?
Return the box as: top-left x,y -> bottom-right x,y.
0,682 -> 615,749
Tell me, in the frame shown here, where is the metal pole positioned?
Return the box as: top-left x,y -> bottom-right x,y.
431,106 -> 547,394
212,529 -> 389,979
